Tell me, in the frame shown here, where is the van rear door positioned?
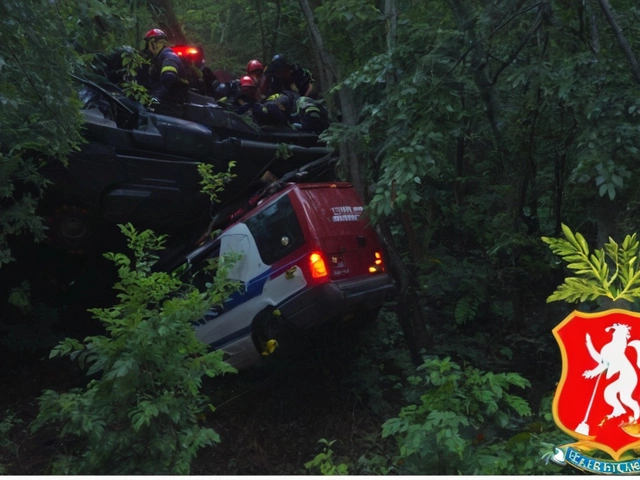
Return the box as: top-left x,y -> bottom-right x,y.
293,183 -> 384,281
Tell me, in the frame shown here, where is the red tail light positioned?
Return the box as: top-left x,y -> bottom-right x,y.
309,252 -> 328,279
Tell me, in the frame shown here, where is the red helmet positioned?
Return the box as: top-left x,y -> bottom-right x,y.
246,59 -> 263,74
240,76 -> 255,88
144,28 -> 167,41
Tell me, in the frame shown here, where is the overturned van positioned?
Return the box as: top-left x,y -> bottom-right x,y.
174,182 -> 395,370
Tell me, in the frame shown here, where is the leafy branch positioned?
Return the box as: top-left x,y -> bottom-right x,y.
198,161 -> 237,203
541,223 -> 640,303
32,224 -> 238,474
120,49 -> 153,106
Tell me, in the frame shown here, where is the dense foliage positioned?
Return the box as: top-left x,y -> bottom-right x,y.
176,0 -> 311,73
0,0 -> 84,266
31,225 -> 239,474
4,0 -> 640,475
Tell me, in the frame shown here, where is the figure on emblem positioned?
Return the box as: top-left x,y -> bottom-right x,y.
578,324 -> 640,435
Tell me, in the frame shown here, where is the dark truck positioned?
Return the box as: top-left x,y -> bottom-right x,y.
41,78 -> 334,252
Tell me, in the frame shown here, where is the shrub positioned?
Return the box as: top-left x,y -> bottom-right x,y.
358,356 -> 567,475
31,224 -> 239,474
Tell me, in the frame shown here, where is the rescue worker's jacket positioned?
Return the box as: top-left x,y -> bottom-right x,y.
295,96 -> 329,133
267,65 -> 315,98
148,47 -> 189,103
252,91 -> 297,126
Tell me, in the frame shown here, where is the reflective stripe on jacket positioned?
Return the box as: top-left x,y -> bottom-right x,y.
150,47 -> 189,102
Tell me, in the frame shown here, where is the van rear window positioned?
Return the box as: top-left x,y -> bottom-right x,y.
244,194 -> 304,265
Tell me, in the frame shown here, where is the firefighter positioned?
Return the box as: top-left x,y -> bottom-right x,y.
235,76 -> 263,114
246,59 -> 267,95
263,54 -> 316,98
252,91 -> 298,127
141,29 -> 189,104
246,59 -> 264,84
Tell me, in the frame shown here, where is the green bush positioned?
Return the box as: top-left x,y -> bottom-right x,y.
0,410 -> 22,474
305,439 -> 350,475
31,224 -> 239,474
358,357 -> 567,475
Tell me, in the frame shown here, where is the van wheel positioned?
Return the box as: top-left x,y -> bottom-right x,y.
251,307 -> 293,357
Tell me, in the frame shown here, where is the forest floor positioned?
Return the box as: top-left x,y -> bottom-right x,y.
0,320 -> 392,475
0,240 -> 570,475
0,302 -> 565,475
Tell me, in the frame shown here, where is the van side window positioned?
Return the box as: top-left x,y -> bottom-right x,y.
181,241 -> 221,291
244,194 -> 304,265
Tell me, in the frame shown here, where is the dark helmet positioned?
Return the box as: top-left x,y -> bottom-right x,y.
214,82 -> 230,98
144,28 -> 167,41
246,59 -> 263,74
228,79 -> 240,93
266,54 -> 288,75
240,75 -> 255,88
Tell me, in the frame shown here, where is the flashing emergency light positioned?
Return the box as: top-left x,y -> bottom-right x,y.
172,45 -> 204,63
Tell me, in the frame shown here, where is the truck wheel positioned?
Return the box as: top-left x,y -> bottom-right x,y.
46,204 -> 101,254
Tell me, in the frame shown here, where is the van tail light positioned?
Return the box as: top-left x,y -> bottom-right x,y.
309,252 -> 328,279
369,251 -> 385,274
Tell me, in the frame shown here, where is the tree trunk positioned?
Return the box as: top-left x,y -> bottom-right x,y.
146,0 -> 187,43
297,0 -> 364,198
375,220 -> 431,363
252,0 -> 268,62
595,0 -> 640,84
297,0 -> 432,362
269,0 -> 282,58
450,0 -> 506,161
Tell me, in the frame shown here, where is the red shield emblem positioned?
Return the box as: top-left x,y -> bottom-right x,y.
553,309 -> 640,460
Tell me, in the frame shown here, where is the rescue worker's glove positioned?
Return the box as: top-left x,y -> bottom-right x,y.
150,85 -> 169,100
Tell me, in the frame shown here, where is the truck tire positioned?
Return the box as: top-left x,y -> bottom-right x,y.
45,204 -> 102,255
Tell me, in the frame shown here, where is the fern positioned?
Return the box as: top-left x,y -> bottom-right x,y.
455,295 -> 480,325
541,224 -> 640,303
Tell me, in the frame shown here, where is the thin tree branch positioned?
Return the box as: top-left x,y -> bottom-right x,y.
440,1 -> 542,82
491,9 -> 543,85
595,0 -> 640,84
6,44 -> 74,140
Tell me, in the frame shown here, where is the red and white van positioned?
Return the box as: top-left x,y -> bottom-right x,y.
179,182 -> 395,370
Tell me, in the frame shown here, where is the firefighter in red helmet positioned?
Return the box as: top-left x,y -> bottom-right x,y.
237,75 -> 263,113
246,59 -> 263,79
246,59 -> 267,95
141,28 -> 189,106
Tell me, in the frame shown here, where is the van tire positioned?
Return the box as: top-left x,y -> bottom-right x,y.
251,306 -> 294,357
